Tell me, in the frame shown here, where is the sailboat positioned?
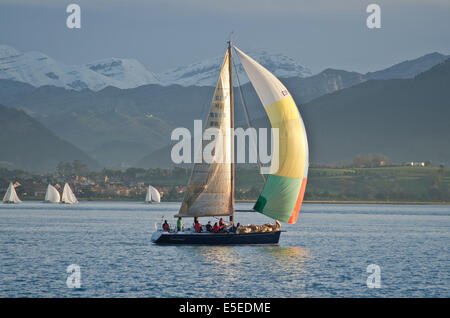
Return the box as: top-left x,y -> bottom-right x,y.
61,183 -> 78,204
151,42 -> 308,244
2,182 -> 22,204
145,185 -> 161,203
44,184 -> 60,203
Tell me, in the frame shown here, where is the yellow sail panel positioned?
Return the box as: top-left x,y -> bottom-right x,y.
265,96 -> 306,178
177,52 -> 232,217
235,46 -> 309,224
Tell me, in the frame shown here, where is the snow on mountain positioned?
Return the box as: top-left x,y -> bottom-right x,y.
86,58 -> 160,88
157,49 -> 312,86
0,44 -> 160,91
0,44 -> 311,90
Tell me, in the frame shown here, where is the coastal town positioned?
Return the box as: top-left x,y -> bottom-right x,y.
1,157 -> 448,203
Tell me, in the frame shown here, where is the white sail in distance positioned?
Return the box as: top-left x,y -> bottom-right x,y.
61,183 -> 78,204
2,182 -> 22,203
44,184 -> 60,203
146,185 -> 161,203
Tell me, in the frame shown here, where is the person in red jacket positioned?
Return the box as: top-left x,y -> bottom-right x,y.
194,220 -> 202,233
162,220 -> 170,232
218,218 -> 226,232
212,222 -> 219,233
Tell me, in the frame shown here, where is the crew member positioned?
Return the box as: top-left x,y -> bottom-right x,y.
162,220 -> 170,231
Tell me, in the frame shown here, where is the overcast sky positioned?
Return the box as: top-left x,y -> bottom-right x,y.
1,0 -> 449,74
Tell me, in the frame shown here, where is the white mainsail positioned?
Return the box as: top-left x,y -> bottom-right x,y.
146,185 -> 161,203
44,184 -> 60,203
2,182 -> 22,203
61,183 -> 78,204
177,50 -> 232,217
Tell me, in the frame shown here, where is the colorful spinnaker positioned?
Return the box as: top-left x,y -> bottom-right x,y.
235,46 -> 309,224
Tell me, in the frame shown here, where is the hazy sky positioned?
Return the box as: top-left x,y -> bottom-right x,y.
1,0 -> 449,74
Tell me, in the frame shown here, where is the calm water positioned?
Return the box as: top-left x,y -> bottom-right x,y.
0,202 -> 449,297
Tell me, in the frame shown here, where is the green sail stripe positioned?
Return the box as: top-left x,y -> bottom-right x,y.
253,174 -> 302,223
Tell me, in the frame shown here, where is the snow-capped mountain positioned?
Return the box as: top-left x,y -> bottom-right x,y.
0,45 -> 160,91
86,58 -> 160,88
157,49 -> 312,86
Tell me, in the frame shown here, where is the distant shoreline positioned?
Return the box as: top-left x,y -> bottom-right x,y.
12,198 -> 450,205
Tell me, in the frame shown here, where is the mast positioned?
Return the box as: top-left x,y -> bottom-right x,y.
228,41 -> 235,225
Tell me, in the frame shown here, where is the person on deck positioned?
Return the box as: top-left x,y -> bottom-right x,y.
229,222 -> 240,233
218,218 -> 226,232
194,220 -> 202,233
212,222 -> 220,233
162,220 -> 170,232
177,217 -> 183,232
206,221 -> 213,232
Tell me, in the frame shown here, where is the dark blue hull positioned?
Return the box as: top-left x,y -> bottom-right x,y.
151,230 -> 281,245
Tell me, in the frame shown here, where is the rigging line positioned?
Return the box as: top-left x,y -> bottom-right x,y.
232,55 -> 266,183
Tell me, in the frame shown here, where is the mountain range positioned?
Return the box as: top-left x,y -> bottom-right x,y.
0,45 -> 160,91
2,44 -> 448,92
0,44 -> 313,90
0,45 -> 449,172
0,104 -> 99,172
157,50 -> 312,86
136,59 -> 450,169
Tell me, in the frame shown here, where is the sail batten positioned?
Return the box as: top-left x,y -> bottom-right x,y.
177,51 -> 232,218
234,46 -> 309,224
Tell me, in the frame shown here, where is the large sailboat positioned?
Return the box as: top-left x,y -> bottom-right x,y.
2,182 -> 22,204
151,42 -> 308,245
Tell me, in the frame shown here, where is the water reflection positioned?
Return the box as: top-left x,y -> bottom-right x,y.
259,246 -> 312,279
260,246 -> 311,259
187,246 -> 241,266
176,246 -> 242,283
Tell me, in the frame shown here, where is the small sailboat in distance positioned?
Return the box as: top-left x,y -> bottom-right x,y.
44,184 -> 60,203
61,183 -> 78,204
2,182 -> 22,204
151,42 -> 309,245
145,185 -> 161,203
